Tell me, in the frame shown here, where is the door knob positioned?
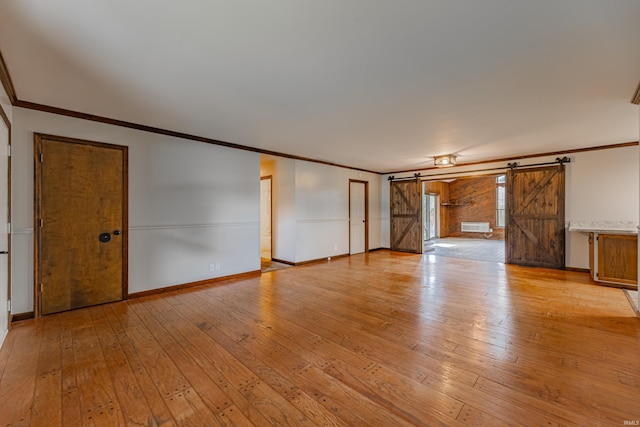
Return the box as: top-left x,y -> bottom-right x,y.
99,232 -> 111,243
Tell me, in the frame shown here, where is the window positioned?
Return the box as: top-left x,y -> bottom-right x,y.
496,175 -> 506,227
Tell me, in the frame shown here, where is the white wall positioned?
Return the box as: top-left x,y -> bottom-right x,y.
11,107 -> 386,314
261,155 -> 382,264
381,146 -> 639,269
294,161 -> 381,263
564,147 -> 638,268
11,107 -> 260,314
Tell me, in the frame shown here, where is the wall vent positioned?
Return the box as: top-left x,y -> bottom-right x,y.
461,222 -> 491,233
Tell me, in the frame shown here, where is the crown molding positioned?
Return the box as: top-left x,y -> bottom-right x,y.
0,50 -> 17,105
2,46 -> 638,176
632,80 -> 640,105
13,99 -> 640,178
383,141 -> 639,175
0,103 -> 9,129
15,99 -> 380,174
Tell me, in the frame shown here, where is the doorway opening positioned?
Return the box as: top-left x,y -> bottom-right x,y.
260,176 -> 272,262
422,175 -> 505,263
423,192 -> 439,252
259,175 -> 292,273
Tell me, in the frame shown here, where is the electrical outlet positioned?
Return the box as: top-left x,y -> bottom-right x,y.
209,263 -> 215,272
333,244 -> 338,251
215,262 -> 221,271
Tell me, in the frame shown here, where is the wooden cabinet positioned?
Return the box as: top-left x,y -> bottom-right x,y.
589,233 -> 637,288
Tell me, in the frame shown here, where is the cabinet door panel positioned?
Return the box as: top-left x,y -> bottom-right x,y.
597,234 -> 637,285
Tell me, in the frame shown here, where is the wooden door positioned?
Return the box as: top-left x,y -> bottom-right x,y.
349,180 -> 368,255
390,179 -> 423,253
35,134 -> 128,316
506,165 -> 565,269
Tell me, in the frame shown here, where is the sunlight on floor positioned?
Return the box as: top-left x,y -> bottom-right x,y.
427,237 -> 505,263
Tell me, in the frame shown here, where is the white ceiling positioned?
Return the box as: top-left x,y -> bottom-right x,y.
1,1 -> 639,173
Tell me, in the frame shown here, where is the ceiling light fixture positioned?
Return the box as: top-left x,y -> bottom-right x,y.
434,154 -> 456,167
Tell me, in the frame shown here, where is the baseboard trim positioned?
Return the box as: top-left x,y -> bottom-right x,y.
11,312 -> 35,323
128,270 -> 261,299
295,253 -> 350,266
565,267 -> 590,274
275,251 -> 390,267
594,281 -> 638,291
270,258 -> 296,266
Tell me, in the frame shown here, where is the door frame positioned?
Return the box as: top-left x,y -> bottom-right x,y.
260,175 -> 273,261
34,134 -> 129,317
423,192 -> 439,241
349,179 -> 369,254
0,104 -> 10,330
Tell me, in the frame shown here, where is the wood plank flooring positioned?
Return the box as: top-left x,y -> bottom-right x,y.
1,250 -> 639,426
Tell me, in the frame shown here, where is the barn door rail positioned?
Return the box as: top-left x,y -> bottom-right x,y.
387,173 -> 421,181
387,157 -> 570,181
507,157 -> 570,170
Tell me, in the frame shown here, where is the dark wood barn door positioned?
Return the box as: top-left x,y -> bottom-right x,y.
35,134 -> 128,316
390,179 -> 423,253
506,165 -> 565,269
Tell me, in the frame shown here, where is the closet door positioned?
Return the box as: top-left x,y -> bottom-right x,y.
36,134 -> 128,315
349,180 -> 367,255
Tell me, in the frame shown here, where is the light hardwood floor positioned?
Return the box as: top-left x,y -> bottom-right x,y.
1,250 -> 639,426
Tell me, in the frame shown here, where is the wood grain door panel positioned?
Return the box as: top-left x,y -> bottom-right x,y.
36,135 -> 128,315
597,234 -> 638,285
390,180 -> 422,253
506,165 -> 565,269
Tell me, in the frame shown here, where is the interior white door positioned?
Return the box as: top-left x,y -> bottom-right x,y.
350,181 -> 366,254
260,177 -> 272,259
0,120 -> 9,344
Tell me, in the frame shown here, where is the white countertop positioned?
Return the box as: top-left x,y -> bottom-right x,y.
569,220 -> 638,235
